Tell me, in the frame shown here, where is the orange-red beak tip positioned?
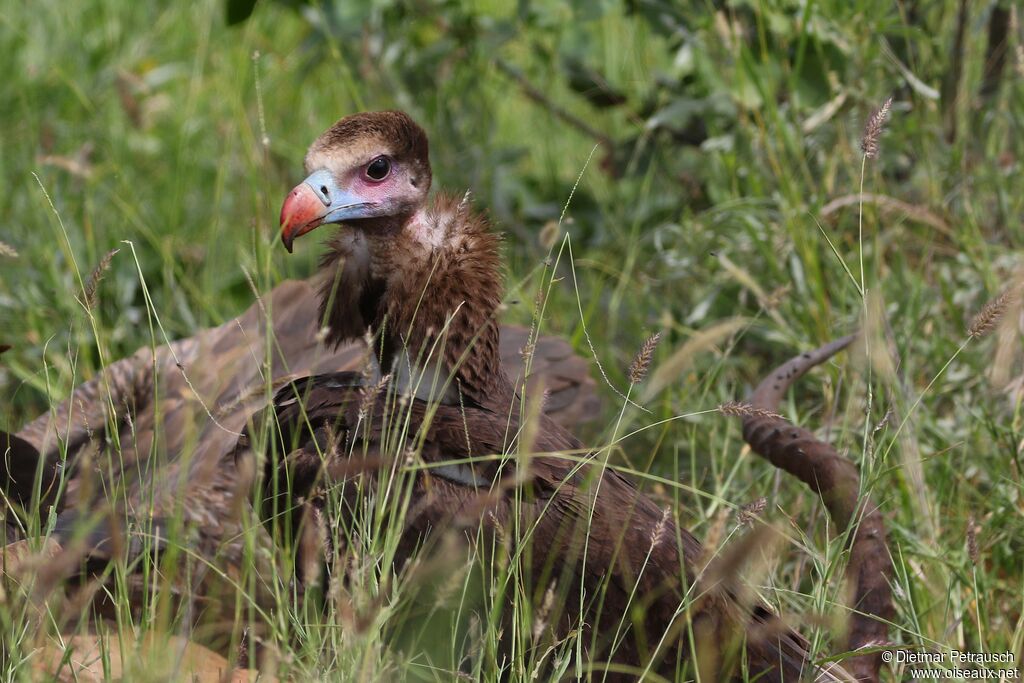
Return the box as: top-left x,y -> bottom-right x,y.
279,183 -> 324,253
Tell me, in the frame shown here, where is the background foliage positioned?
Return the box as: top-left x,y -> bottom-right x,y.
1,0 -> 1022,679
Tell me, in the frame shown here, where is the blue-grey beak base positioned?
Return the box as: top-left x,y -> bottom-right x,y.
302,169 -> 375,224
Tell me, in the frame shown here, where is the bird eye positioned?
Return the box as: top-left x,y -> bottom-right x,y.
365,157 -> 391,181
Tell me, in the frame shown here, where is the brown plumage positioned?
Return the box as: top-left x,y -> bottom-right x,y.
316,193 -> 511,408
1,274 -> 598,652
5,278 -> 595,528
267,111 -> 883,680
255,370 -> 825,681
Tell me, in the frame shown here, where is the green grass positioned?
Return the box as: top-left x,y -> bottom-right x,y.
1,0 -> 1023,680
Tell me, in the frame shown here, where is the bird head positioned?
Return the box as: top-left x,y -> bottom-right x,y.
280,111 -> 432,252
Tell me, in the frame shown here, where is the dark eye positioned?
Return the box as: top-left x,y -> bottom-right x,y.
365,157 -> 391,181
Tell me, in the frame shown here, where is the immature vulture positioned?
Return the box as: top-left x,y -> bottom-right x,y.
1,111 -> 890,682
263,110 -> 890,681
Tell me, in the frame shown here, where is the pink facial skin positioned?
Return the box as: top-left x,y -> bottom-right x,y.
280,158 -> 417,251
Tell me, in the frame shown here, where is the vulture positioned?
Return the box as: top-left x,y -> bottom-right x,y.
1,110 -> 891,682
250,110 -> 892,681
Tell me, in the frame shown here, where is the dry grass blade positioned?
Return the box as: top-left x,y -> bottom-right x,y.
298,504 -> 327,588
31,632 -> 278,682
0,240 -> 18,258
699,507 -> 730,570
83,248 -> 120,309
1,538 -> 63,581
628,332 -> 661,384
717,253 -> 789,330
532,581 -> 556,641
860,289 -> 899,382
820,193 -> 952,236
38,142 -> 95,179
699,521 -> 777,592
969,286 -> 1019,338
861,96 -> 892,159
642,317 -> 748,401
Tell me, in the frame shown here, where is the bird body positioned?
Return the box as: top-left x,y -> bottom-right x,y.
2,108 -> 888,683
6,276 -> 593,536
1,272 -> 598,658
271,110 -> 831,681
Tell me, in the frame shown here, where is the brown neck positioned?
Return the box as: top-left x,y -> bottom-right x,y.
317,194 -> 515,409
341,211 -> 410,236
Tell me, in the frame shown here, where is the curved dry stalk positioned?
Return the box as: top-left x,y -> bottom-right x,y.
740,335 -> 893,683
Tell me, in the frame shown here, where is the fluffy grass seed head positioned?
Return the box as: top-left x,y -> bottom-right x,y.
628,332 -> 662,384
861,96 -> 893,159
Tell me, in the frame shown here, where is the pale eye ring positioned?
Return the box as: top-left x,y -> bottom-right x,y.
365,157 -> 391,181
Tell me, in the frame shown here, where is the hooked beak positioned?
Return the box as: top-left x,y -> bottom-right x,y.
280,169 -> 375,252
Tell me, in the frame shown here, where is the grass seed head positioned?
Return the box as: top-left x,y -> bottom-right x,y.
861,96 -> 892,159
969,286 -> 1019,338
649,506 -> 671,551
718,401 -> 782,421
628,332 -> 662,384
737,497 -> 767,527
966,515 -> 980,564
83,248 -> 119,309
358,373 -> 391,419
